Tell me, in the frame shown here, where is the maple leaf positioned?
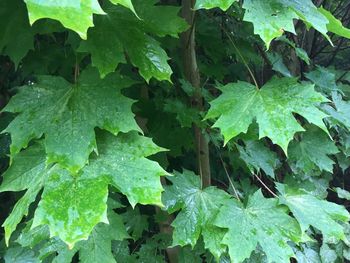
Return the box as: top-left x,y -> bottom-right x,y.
23,0 -> 105,39
0,131 -> 167,247
2,68 -> 140,173
288,126 -> 339,176
194,0 -> 238,11
162,170 -> 231,259
80,0 -> 188,81
206,77 -> 329,154
215,190 -> 302,263
278,184 -> 350,241
0,0 -> 34,67
242,0 -> 335,47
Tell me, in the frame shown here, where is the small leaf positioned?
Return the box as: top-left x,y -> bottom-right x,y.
335,188 -> 350,201
243,0 -> 297,48
319,7 -> 350,39
305,66 -> 339,95
81,0 -> 187,81
237,139 -> 280,178
0,0 -> 34,66
194,0 -> 238,11
288,126 -> 339,175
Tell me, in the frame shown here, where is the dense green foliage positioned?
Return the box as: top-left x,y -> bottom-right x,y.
0,0 -> 350,262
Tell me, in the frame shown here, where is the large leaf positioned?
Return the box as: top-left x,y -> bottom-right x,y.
278,184 -> 350,241
23,0 -> 105,39
288,126 -> 339,176
206,77 -> 329,154
33,131 -> 166,246
81,0 -> 187,80
215,190 -> 302,263
162,170 -> 230,259
3,68 -> 140,173
1,132 -> 166,247
194,0 -> 238,11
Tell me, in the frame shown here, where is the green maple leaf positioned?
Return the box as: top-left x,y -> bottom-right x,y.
194,0 -> 238,11
243,0 -> 297,48
323,92 -> 350,129
305,66 -> 339,95
319,7 -> 350,39
78,209 -> 129,263
1,132 -> 166,247
86,131 -> 168,207
23,0 -> 105,39
0,0 -> 34,67
288,126 -> 339,176
162,170 -> 231,259
32,166 -> 109,248
236,139 -> 280,178
109,0 -> 138,17
215,190 -> 302,263
16,202 -> 129,262
80,0 -> 187,80
277,184 -> 350,241
242,0 -> 333,47
3,68 -> 140,173
205,77 -> 329,154
32,132 -> 166,246
0,143 -> 47,245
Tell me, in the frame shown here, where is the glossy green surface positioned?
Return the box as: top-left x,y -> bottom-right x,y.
215,190 -> 301,263
32,167 -> 109,247
288,126 -> 339,175
24,0 -> 105,39
86,132 -> 168,207
162,170 -> 230,259
243,0 -> 297,48
194,0 -> 238,11
206,77 -> 329,154
82,0 -> 187,81
3,68 -> 140,173
0,144 -> 47,245
278,184 -> 350,240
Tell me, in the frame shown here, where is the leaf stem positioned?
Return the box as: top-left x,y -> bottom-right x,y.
254,173 -> 278,198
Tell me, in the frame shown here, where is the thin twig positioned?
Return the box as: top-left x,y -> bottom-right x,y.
218,154 -> 241,201
208,133 -> 241,201
207,13 -> 259,89
223,30 -> 259,89
254,173 -> 278,198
